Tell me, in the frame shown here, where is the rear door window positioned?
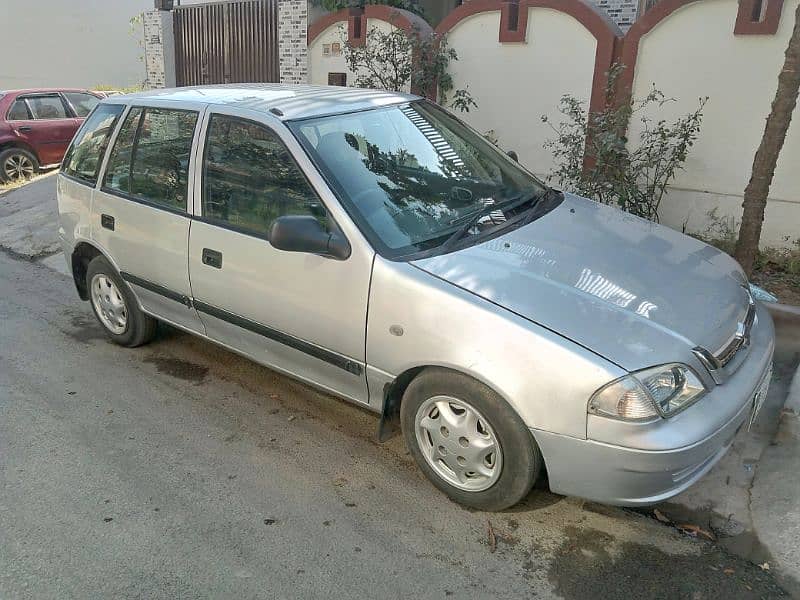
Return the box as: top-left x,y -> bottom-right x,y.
61,104 -> 124,185
26,95 -> 69,120
7,99 -> 30,120
102,106 -> 199,212
63,92 -> 100,117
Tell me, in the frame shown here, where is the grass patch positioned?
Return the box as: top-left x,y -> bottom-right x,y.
0,177 -> 34,195
92,84 -> 145,95
0,170 -> 57,197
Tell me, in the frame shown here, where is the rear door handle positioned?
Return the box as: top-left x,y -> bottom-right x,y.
202,248 -> 222,269
101,214 -> 115,230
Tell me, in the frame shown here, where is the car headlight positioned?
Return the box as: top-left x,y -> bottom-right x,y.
588,364 -> 707,421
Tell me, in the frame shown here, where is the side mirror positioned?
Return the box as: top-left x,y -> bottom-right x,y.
507,150 -> 519,162
268,215 -> 351,260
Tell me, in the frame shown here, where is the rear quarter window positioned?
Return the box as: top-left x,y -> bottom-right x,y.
7,99 -> 30,120
64,92 -> 100,118
61,104 -> 124,185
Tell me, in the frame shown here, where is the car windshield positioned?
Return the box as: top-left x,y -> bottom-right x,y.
289,101 -> 546,259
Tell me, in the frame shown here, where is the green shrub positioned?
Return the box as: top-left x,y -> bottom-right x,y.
542,64 -> 706,222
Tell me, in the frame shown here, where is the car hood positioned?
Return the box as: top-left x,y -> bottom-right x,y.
412,194 -> 750,371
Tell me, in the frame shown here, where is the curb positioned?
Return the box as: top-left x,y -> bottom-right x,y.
785,356 -> 800,414
766,302 -> 800,322
767,302 -> 800,359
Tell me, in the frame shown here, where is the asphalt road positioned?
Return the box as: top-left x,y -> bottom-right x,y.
0,251 -> 790,599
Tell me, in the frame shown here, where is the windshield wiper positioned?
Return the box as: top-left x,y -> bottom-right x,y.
519,187 -> 563,227
440,192 -> 538,252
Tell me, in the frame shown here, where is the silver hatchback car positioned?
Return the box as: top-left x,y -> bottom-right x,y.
57,85 -> 774,511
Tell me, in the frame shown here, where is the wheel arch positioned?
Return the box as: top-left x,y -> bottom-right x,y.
0,140 -> 40,162
382,364 -> 550,489
70,241 -> 110,300
377,364 -> 539,447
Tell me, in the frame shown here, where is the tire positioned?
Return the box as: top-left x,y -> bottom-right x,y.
401,368 -> 542,512
0,148 -> 39,183
86,255 -> 157,347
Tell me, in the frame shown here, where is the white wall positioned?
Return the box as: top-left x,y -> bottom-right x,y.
308,18 -> 408,90
446,8 -> 598,178
0,0 -> 153,90
629,0 -> 800,246
309,22 -> 350,86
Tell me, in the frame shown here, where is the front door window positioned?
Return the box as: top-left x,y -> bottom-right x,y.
202,114 -> 329,238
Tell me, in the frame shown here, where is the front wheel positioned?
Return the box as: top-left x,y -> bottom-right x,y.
401,368 -> 542,511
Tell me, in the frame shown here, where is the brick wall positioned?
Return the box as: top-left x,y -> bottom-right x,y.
592,0 -> 640,30
143,10 -> 175,89
279,0 -> 309,84
143,10 -> 166,89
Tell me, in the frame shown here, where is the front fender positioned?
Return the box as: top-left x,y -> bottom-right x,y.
366,257 -> 624,439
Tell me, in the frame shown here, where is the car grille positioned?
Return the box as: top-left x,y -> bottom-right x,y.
693,290 -> 756,384
715,299 -> 756,368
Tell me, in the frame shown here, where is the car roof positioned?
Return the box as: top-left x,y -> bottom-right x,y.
0,88 -> 98,96
111,84 -> 420,121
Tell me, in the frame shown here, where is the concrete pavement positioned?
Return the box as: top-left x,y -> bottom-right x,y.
751,367 -> 800,597
0,172 -> 60,259
0,251 -> 790,599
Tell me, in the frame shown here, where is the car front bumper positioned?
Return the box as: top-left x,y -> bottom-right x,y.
531,392 -> 752,506
531,303 -> 775,507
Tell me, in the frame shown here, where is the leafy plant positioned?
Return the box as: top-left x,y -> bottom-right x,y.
311,0 -> 424,18
542,64 -> 706,221
129,15 -> 145,64
343,23 -> 476,112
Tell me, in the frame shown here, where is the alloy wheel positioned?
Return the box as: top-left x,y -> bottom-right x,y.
90,274 -> 128,335
414,395 -> 503,492
3,153 -> 34,181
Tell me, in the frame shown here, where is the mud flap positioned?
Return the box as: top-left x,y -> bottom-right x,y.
376,389 -> 401,443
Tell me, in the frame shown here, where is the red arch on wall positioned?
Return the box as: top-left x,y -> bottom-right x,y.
308,6 -> 432,47
434,0 -> 622,115
618,0 -> 702,99
618,0 -> 786,99
308,0 -> 788,111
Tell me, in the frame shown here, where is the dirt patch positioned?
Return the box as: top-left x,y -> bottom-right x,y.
143,356 -> 209,383
753,272 -> 800,307
548,526 -> 788,599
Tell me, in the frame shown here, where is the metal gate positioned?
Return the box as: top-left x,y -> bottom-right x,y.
174,0 -> 279,87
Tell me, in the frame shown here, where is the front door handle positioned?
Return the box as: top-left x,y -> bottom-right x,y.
101,214 -> 115,230
17,126 -> 32,132
202,248 -> 222,269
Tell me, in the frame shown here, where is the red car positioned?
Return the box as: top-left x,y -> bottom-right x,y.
0,88 -> 102,183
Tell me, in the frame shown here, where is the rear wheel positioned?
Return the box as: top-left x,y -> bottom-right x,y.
0,148 -> 38,183
401,368 -> 542,511
86,256 -> 157,347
